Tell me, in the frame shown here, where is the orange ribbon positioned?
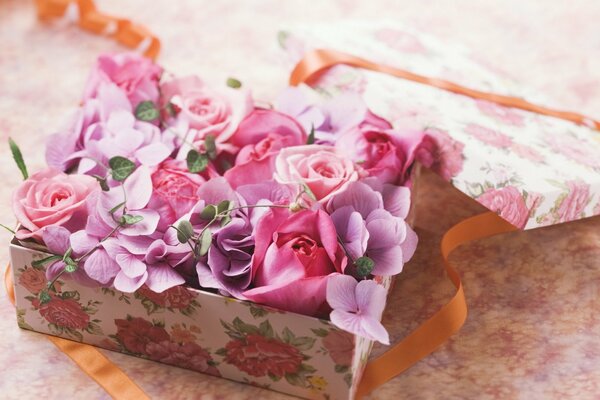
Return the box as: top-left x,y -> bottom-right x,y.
35,0 -> 160,60
5,265 -> 149,399
290,49 -> 600,130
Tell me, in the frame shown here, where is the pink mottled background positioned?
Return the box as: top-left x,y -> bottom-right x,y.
1,0 -> 600,399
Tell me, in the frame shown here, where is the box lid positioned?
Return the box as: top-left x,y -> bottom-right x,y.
280,21 -> 600,230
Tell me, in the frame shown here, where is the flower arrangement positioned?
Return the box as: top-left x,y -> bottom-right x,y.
8,53 -> 424,345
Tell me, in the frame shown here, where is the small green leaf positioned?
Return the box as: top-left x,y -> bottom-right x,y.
200,204 -> 217,220
277,30 -> 290,48
134,101 -> 159,121
64,256 -> 78,268
204,135 -> 217,160
220,215 -> 232,227
109,201 -> 126,215
311,328 -> 329,338
32,255 -> 62,267
186,149 -> 209,173
306,125 -> 315,145
198,229 -> 212,257
301,183 -> 317,201
217,200 -> 231,214
226,77 -> 242,89
92,175 -> 110,191
39,290 -> 51,305
335,364 -> 350,373
109,156 -> 136,181
355,256 -> 375,277
8,138 -> 28,180
65,263 -> 77,272
176,220 -> 194,244
120,214 -> 144,225
259,320 -> 274,338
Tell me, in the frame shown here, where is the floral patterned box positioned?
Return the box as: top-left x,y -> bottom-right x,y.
282,21 -> 600,230
10,240 -> 394,400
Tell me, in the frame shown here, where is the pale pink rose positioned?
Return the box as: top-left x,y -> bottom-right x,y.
464,124 -> 513,148
83,53 -> 162,106
375,28 -> 427,53
224,109 -> 306,188
147,158 -> 209,231
555,180 -> 590,223
161,76 -> 253,145
477,186 -> 530,228
336,128 -> 424,185
416,128 -> 465,181
476,100 -> 525,126
544,134 -> 600,170
243,209 -> 347,317
511,143 -> 545,163
12,168 -> 97,240
274,145 -> 358,202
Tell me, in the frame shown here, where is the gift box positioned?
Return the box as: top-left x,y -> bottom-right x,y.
8,17 -> 600,400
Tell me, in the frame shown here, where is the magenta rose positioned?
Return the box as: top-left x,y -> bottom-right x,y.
416,128 -> 465,181
336,128 -> 424,185
12,168 -> 97,240
224,109 -> 306,188
147,158 -> 208,230
243,209 -> 347,317
114,317 -> 170,355
161,75 -> 252,145
274,145 -> 358,203
83,53 -> 162,106
477,186 -> 530,228
35,295 -> 90,330
555,180 -> 590,223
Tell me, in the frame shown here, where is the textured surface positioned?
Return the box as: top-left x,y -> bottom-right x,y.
1,0 -> 600,399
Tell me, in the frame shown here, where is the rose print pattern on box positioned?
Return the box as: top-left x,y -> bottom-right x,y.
134,284 -> 201,316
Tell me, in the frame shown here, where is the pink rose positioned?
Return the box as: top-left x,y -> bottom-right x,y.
274,145 -> 358,202
476,100 -> 525,126
544,134 -> 600,170
555,180 -> 590,223
83,53 -> 162,106
12,168 -> 97,240
336,128 -> 424,185
18,267 -> 48,294
477,186 -> 530,228
464,124 -> 513,148
322,329 -> 354,367
224,109 -> 306,188
147,159 -> 208,230
510,143 -> 545,163
34,295 -> 90,330
243,209 -> 347,317
161,76 -> 253,145
145,340 -> 221,376
416,129 -> 465,181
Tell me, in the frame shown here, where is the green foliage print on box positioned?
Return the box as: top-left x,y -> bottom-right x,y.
312,328 -> 354,387
134,285 -> 201,316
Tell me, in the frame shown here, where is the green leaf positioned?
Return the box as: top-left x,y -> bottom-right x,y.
109,201 -> 126,215
61,290 -> 80,301
0,223 -> 15,235
186,149 -> 209,173
306,125 -> 315,145
198,229 -> 212,257
200,204 -> 217,220
249,305 -> 268,318
292,336 -> 316,351
277,30 -> 290,48
8,138 -> 28,180
220,215 -> 232,227
311,328 -> 329,338
38,290 -> 51,305
259,320 -> 274,338
215,348 -> 228,356
226,77 -> 242,89
64,262 -> 78,273
120,214 -> 144,225
32,255 -> 62,267
217,200 -> 231,214
109,156 -> 136,181
134,100 -> 160,121
92,175 -> 110,191
355,256 -> 375,277
301,183 -> 317,201
176,220 -> 194,243
282,327 -> 295,344
335,364 -> 350,373
204,135 -> 217,160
